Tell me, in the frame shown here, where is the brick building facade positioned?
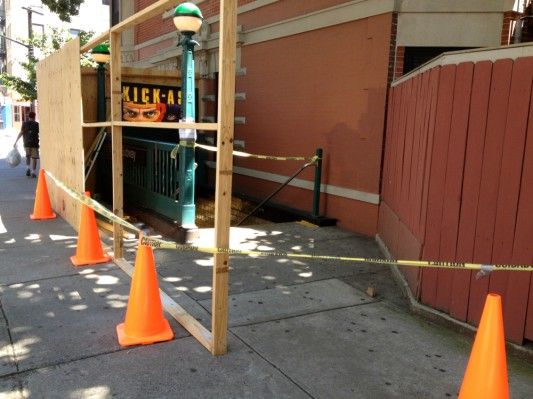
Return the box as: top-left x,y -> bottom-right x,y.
118,0 -> 514,236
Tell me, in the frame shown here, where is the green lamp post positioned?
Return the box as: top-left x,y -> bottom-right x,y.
174,2 -> 203,228
91,43 -> 110,122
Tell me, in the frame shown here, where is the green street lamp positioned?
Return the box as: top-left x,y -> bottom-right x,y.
174,2 -> 203,229
91,44 -> 110,122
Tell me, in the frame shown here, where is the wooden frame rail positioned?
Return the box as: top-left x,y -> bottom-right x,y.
76,0 -> 236,356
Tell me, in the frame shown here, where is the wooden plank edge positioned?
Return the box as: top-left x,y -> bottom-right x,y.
83,122 -> 112,128
80,30 -> 110,54
113,257 -> 213,352
111,0 -> 180,35
115,121 -> 218,130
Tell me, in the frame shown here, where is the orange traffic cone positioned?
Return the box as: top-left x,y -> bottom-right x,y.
70,192 -> 111,266
116,243 -> 174,346
30,169 -> 56,220
458,293 -> 509,399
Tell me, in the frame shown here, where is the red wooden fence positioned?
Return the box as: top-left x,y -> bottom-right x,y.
379,51 -> 533,344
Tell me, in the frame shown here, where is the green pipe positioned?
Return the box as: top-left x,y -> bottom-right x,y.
312,148 -> 323,217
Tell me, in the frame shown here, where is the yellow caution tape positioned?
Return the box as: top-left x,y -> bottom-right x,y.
44,170 -> 142,234
138,236 -> 533,272
194,142 -> 316,162
44,171 -> 533,273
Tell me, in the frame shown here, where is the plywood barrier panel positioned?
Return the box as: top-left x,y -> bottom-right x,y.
36,38 -> 84,230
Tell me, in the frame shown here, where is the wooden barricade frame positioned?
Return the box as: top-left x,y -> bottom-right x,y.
37,0 -> 236,355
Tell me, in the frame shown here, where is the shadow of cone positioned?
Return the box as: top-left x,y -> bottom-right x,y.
30,169 -> 56,220
116,244 -> 174,346
459,293 -> 509,399
70,191 -> 111,266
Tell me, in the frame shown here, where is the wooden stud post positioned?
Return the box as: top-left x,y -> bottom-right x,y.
110,31 -> 124,258
211,0 -> 237,356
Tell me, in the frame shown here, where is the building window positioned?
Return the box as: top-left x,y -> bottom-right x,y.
13,105 -> 20,122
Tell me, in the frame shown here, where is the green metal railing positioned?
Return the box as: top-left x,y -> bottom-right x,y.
122,137 -> 180,220
113,137 -> 325,224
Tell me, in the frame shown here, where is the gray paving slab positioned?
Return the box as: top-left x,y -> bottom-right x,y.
158,278 -> 212,331
7,336 -> 310,399
0,318 -> 17,376
200,278 -> 374,326
232,303 -> 533,399
154,223 -> 358,264
1,229 -> 78,251
0,238 -> 114,286
0,215 -> 75,237
0,199 -> 38,219
0,250 -> 115,288
156,248 -> 382,301
0,182 -> 36,198
0,269 -> 187,372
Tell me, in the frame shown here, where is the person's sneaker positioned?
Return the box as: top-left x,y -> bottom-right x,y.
26,169 -> 30,177
31,173 -> 37,178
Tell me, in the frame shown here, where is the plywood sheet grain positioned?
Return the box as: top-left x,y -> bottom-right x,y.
36,38 -> 83,230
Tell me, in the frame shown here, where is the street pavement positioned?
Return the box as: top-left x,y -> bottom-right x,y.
1,127 -> 532,398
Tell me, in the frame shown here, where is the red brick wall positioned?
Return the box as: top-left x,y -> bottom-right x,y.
502,11 -> 521,45
233,13 -> 393,235
394,46 -> 404,79
387,13 -> 398,84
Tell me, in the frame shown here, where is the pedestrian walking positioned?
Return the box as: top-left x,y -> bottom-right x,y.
14,111 -> 39,178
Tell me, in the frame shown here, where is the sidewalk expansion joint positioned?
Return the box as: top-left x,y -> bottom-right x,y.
230,330 -> 316,399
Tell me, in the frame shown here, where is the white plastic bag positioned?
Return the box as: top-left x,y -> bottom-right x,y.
7,147 -> 22,168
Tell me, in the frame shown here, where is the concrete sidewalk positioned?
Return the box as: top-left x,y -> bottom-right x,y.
0,143 -> 532,396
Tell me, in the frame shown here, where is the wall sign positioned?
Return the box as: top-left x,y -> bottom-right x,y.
122,82 -> 182,122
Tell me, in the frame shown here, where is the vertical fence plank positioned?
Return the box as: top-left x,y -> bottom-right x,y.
419,67 -> 441,244
110,31 -> 123,258
508,93 -> 533,341
452,61 -> 493,321
516,89 -> 533,341
394,81 -> 411,214
412,71 -> 431,239
435,62 -> 474,312
400,76 -> 419,224
467,59 -> 514,325
389,84 -> 403,210
212,0 -> 236,355
421,65 -> 456,307
491,57 -> 533,343
407,74 -> 425,231
381,89 -> 396,203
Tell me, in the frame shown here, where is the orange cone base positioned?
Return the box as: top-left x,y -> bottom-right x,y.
30,212 -> 57,220
70,253 -> 111,267
116,320 -> 174,347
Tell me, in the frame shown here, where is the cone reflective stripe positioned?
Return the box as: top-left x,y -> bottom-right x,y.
70,192 -> 111,266
116,244 -> 173,346
459,293 -> 509,399
30,169 -> 56,220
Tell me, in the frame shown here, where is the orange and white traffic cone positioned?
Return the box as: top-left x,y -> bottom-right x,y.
30,169 -> 56,220
70,192 -> 111,266
458,293 -> 509,399
116,243 -> 174,346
